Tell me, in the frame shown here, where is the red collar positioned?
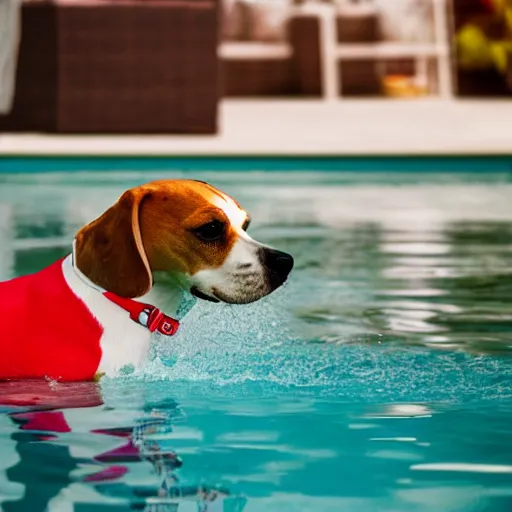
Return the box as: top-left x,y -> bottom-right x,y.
103,291 -> 179,337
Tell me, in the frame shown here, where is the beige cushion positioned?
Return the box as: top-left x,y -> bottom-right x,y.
248,0 -> 291,43
373,0 -> 434,43
221,0 -> 291,42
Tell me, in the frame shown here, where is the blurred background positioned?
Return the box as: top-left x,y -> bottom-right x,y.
0,0 -> 511,140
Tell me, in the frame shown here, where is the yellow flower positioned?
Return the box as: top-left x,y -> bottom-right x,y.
456,25 -> 493,69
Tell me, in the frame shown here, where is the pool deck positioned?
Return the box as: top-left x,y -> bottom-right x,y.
0,99 -> 511,157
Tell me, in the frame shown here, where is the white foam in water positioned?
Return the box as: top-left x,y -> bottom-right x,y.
112,288 -> 512,404
139,285 -> 298,383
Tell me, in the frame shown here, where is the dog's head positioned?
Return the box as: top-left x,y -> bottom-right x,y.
75,179 -> 293,304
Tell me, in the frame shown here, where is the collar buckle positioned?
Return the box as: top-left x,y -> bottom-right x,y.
146,308 -> 179,336
103,292 -> 179,337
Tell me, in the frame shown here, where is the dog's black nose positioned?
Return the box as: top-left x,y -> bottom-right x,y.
264,249 -> 294,286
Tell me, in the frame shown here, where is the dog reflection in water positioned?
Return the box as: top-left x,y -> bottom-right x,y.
0,381 -> 246,512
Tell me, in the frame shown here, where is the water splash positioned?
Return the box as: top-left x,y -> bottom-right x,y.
103,288 -> 512,405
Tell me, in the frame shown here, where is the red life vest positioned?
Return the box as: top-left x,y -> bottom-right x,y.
0,259 -> 103,381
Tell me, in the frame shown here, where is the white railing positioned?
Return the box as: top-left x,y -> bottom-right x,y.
310,0 -> 452,100
220,0 -> 453,100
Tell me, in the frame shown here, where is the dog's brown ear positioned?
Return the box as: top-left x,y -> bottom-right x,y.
74,189 -> 153,298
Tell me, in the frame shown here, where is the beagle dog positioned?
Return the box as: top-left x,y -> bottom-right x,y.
0,179 -> 293,382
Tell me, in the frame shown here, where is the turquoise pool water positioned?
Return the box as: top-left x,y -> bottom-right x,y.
0,169 -> 512,511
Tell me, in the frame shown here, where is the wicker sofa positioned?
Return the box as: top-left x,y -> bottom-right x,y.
0,0 -> 219,134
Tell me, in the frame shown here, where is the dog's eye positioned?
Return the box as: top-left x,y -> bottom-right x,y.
194,220 -> 225,242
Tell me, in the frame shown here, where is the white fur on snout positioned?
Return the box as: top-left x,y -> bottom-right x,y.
191,232 -> 270,304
